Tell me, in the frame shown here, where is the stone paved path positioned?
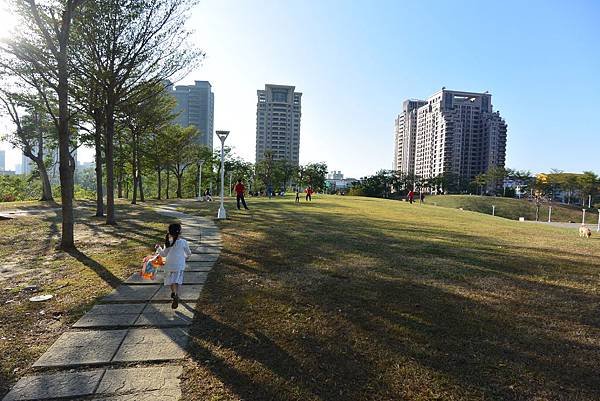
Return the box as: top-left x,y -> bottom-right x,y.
3,206 -> 220,401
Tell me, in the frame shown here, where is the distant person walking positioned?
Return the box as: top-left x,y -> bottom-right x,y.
407,190 -> 414,204
419,192 -> 425,204
234,179 -> 249,210
295,188 -> 300,203
305,186 -> 314,201
205,188 -> 213,202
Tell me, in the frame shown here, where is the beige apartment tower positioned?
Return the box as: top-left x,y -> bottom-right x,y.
394,88 -> 507,186
256,84 -> 302,165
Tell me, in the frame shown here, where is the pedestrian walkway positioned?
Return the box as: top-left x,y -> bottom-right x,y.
2,206 -> 220,401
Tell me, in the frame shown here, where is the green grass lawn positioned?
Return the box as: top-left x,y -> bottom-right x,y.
427,194 -> 598,223
1,195 -> 599,401
177,194 -> 600,401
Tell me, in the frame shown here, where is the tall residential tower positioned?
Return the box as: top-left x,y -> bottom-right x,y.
170,81 -> 214,149
256,84 -> 302,165
394,88 -> 507,186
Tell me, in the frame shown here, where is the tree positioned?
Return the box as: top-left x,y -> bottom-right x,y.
188,144 -> 213,198
255,151 -> 275,191
473,173 -> 487,195
163,125 -> 200,198
224,156 -> 254,193
72,0 -> 202,224
485,166 -> 506,195
71,64 -> 106,216
122,83 -> 177,204
300,162 -> 328,192
577,171 -> 598,207
0,90 -> 55,202
2,0 -> 86,249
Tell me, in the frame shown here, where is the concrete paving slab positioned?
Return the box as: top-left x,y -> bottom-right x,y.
33,330 -> 128,367
201,233 -> 221,237
2,370 -> 103,401
124,272 -> 164,285
188,253 -> 219,262
112,328 -> 189,362
73,304 -> 145,328
134,303 -> 195,327
152,285 -> 203,302
101,285 -> 160,303
185,262 -> 214,272
193,245 -> 221,254
96,366 -> 181,397
127,271 -> 207,285
182,272 -> 208,284
94,389 -> 182,401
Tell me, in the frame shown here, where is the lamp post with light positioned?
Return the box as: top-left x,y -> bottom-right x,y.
216,131 -> 229,219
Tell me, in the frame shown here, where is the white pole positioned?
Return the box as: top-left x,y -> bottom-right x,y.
597,209 -> 600,232
492,205 -> 495,216
548,206 -> 552,223
197,160 -> 204,201
582,209 -> 586,225
216,131 -> 229,219
229,171 -> 233,197
589,195 -> 592,208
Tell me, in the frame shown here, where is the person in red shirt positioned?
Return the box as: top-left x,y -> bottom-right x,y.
305,186 -> 314,201
234,179 -> 249,210
407,190 -> 414,204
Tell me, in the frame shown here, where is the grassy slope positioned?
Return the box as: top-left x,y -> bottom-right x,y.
428,194 -> 598,222
0,200 -> 168,397
176,195 -> 600,401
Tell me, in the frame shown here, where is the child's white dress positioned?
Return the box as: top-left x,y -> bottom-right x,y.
158,238 -> 191,285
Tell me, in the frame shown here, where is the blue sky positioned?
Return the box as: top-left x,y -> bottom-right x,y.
2,0 -> 599,178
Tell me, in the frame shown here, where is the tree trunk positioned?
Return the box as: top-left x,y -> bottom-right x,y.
166,170 -> 170,199
94,115 -> 104,216
38,159 -> 54,202
116,137 -> 123,198
131,146 -> 138,205
105,99 -> 116,225
138,166 -> 145,202
196,164 -> 200,197
33,112 -> 54,202
176,173 -> 182,198
57,18 -> 75,249
157,168 -> 162,200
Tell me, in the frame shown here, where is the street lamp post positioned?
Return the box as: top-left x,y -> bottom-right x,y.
216,131 -> 230,219
197,159 -> 205,201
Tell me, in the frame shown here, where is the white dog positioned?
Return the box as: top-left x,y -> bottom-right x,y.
579,224 -> 592,238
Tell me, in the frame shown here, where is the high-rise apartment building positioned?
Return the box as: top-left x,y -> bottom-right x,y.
393,88 -> 507,186
170,81 -> 214,149
393,100 -> 427,174
256,84 -> 302,165
0,150 -> 5,171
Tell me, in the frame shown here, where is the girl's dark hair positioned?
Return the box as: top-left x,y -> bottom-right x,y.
165,223 -> 182,248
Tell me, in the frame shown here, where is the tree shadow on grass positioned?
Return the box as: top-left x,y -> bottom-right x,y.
65,249 -> 121,289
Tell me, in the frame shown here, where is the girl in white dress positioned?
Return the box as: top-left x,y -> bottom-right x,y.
158,223 -> 191,309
